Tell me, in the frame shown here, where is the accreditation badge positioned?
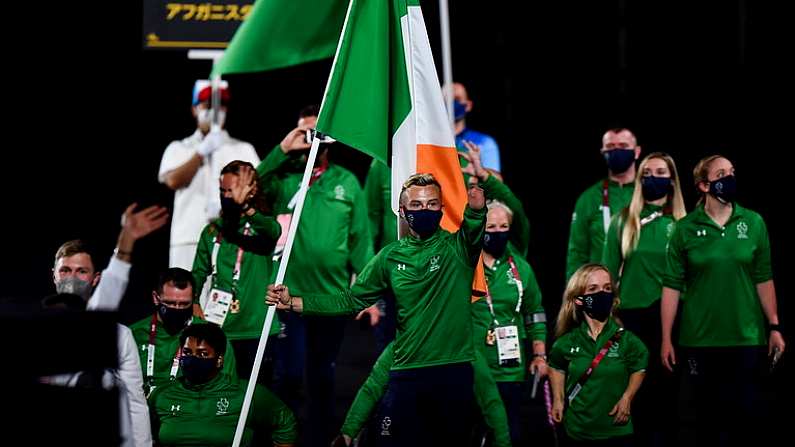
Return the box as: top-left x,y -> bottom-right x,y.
495,325 -> 521,366
204,288 -> 233,326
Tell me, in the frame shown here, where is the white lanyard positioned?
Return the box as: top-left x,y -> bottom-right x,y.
484,256 -> 524,327
601,180 -> 611,233
640,210 -> 663,227
210,222 -> 251,292
146,315 -> 185,382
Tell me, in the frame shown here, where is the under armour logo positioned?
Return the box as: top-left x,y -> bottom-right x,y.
216,398 -> 229,415
696,229 -> 707,237
381,416 -> 392,436
397,264 -> 406,271
570,346 -> 580,354
170,404 -> 181,413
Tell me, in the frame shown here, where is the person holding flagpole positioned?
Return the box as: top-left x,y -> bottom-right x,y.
267,144 -> 496,445
256,105 -> 374,446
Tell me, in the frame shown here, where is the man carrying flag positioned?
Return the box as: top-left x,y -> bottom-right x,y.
268,152 -> 496,444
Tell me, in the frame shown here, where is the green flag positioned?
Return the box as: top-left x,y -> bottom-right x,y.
212,0 -> 348,76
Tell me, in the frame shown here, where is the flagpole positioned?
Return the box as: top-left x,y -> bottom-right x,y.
439,0 -> 454,130
232,136 -> 322,447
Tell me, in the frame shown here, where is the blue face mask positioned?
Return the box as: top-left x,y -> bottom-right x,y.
604,149 -> 636,174
403,209 -> 443,239
709,175 -> 737,204
179,356 -> 218,384
577,290 -> 615,322
483,231 -> 510,258
453,100 -> 467,121
641,176 -> 672,201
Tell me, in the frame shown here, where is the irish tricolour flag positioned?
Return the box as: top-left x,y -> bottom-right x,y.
317,0 -> 466,232
316,0 -> 485,294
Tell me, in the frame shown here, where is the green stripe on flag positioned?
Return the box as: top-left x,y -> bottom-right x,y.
316,0 -> 413,165
212,0 -> 348,76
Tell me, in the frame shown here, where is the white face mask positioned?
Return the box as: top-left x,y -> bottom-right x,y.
197,108 -> 226,128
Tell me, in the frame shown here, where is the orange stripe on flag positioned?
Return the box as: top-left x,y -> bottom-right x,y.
416,144 -> 487,301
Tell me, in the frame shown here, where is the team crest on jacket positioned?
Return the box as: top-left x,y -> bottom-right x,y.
736,222 -> 749,239
429,255 -> 440,272
216,398 -> 229,415
334,185 -> 345,200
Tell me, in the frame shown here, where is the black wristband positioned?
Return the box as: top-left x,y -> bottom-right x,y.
769,323 -> 783,335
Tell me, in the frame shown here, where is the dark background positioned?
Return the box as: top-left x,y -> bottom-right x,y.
2,0 -> 792,441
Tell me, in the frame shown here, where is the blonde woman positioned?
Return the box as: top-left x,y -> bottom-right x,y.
549,264 -> 648,447
660,155 -> 785,445
601,152 -> 685,444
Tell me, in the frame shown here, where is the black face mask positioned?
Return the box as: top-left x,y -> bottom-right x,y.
220,196 -> 242,215
483,231 -> 510,258
708,175 -> 737,204
641,176 -> 672,201
158,303 -> 193,335
179,356 -> 218,384
577,290 -> 615,322
404,209 -> 443,239
604,149 -> 636,174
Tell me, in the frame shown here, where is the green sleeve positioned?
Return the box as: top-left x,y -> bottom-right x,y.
191,224 -> 215,303
365,160 -> 386,250
341,343 -> 395,438
256,144 -> 290,178
249,383 -> 299,445
662,223 -> 686,291
548,338 -> 569,372
456,175 -> 495,264
623,331 -> 649,373
302,248 -> 390,316
752,216 -> 773,284
348,180 -> 375,274
566,192 -> 592,281
472,349 -> 512,447
521,265 -> 547,343
245,210 -> 282,242
602,212 -> 624,289
488,177 -> 530,257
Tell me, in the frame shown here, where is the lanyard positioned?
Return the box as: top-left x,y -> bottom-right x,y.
640,206 -> 672,227
146,313 -> 184,383
601,179 -> 611,234
484,256 -> 524,327
210,222 -> 251,295
567,328 -> 624,403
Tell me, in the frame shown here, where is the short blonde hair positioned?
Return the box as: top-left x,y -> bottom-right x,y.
400,173 -> 441,205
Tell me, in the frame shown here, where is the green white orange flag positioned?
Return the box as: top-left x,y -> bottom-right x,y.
315,0 -> 486,296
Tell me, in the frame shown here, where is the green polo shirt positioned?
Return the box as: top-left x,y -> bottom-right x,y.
662,203 -> 772,347
148,372 -> 297,446
602,204 -> 677,309
549,319 -> 648,441
471,245 -> 547,382
567,178 -> 634,280
256,145 -> 374,298
301,176 -> 497,370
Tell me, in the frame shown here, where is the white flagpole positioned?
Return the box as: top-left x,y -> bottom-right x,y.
232,136 -> 322,447
439,0 -> 454,130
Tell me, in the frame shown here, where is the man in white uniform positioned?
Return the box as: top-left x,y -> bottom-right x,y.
158,80 -> 261,269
